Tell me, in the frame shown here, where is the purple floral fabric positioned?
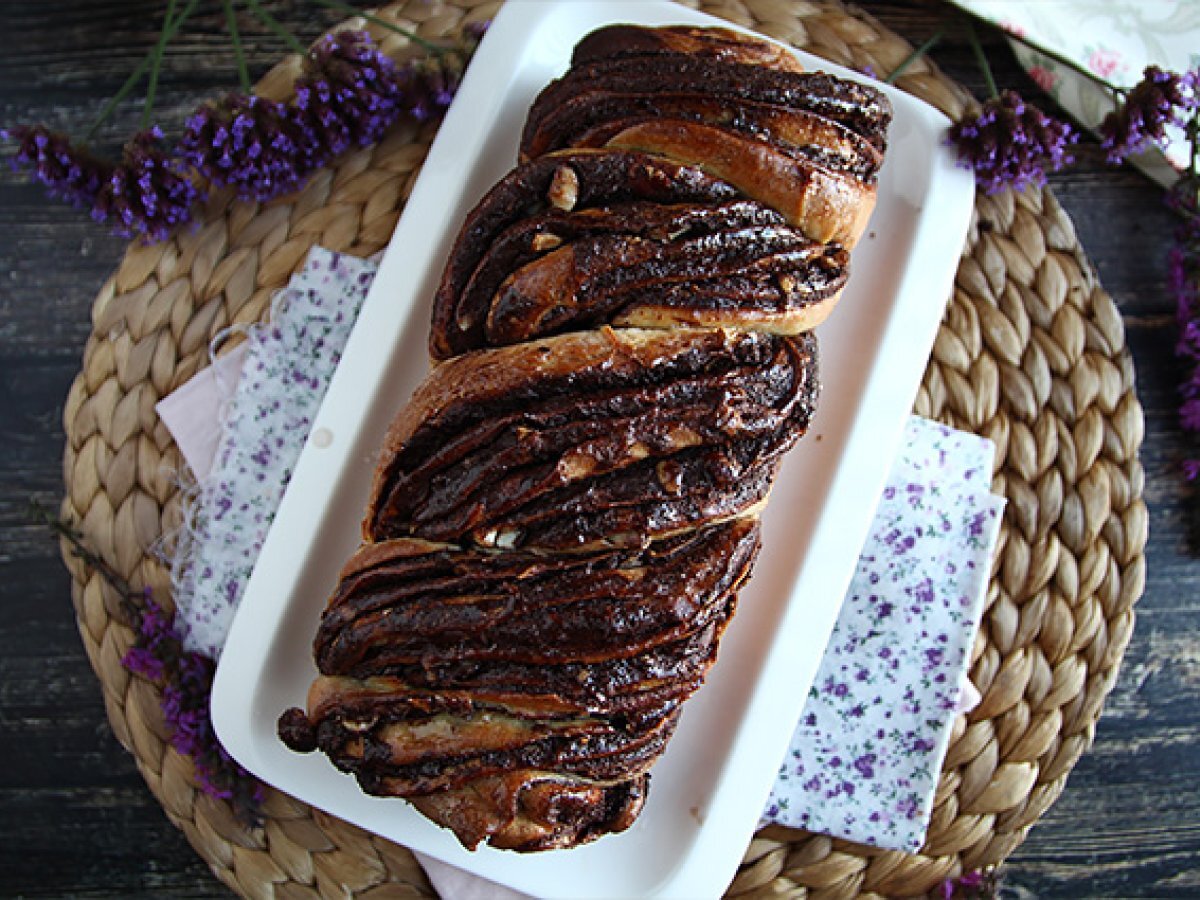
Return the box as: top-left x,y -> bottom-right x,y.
170,248 -> 377,658
761,416 -> 1004,851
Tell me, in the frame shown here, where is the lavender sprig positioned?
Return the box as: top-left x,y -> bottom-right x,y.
124,595 -> 262,815
293,30 -> 404,161
1100,66 -> 1199,163
4,6 -> 485,234
179,93 -> 312,201
1169,177 -> 1200,490
943,21 -> 1077,195
2,125 -> 112,209
937,868 -> 999,899
184,26 -> 482,203
96,127 -> 202,241
5,125 -> 199,241
3,0 -> 204,241
947,90 -> 1078,194
35,505 -> 262,822
393,48 -> 463,123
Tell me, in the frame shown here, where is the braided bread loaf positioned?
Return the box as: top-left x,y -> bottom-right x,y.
278,24 -> 890,852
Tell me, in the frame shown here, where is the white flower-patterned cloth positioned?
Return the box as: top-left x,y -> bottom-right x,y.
163,248 -> 377,658
157,249 -> 1004,856
950,0 -> 1200,187
761,416 -> 1004,850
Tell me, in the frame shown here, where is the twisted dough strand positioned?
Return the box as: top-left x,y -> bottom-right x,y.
280,23 -> 889,852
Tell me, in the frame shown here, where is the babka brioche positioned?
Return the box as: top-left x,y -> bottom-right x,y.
279,22 -> 890,852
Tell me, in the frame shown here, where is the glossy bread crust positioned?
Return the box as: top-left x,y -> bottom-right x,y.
280,520 -> 758,850
430,148 -> 742,359
366,327 -> 818,550
279,22 -> 888,853
570,23 -> 808,72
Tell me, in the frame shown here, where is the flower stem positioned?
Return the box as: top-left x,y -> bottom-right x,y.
84,0 -> 201,142
224,0 -> 251,94
29,501 -> 139,618
141,0 -> 180,130
1189,117 -> 1199,177
884,27 -> 945,85
307,0 -> 443,54
246,0 -> 308,56
965,21 -> 999,100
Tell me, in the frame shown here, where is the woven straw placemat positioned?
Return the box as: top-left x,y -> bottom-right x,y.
59,0 -> 1147,896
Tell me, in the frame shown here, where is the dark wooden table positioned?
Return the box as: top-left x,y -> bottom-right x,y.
1,1 -> 1196,896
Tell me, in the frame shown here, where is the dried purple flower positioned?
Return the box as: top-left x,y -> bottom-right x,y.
1182,396 -> 1200,432
1169,178 -> 1200,483
8,20 -> 488,235
4,125 -> 198,241
121,593 -> 262,817
294,30 -> 402,160
93,127 -> 200,242
179,92 -> 311,201
123,589 -> 174,681
1167,174 -> 1200,244
180,27 -> 483,204
937,868 -> 997,899
1173,245 -> 1200,344
1178,317 -> 1200,366
394,23 -> 485,122
395,59 -> 453,122
947,90 -> 1077,194
1100,66 -> 1199,163
3,124 -> 111,208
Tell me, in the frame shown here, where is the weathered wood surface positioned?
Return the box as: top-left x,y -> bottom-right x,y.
0,1 -> 1196,896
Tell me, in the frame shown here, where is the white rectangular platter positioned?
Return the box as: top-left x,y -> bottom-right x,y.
211,2 -> 975,898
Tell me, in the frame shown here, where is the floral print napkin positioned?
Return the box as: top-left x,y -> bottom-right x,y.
761,416 -> 1004,851
158,249 -> 1003,854
161,248 -> 377,659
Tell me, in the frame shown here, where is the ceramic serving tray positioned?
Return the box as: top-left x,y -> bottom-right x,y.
212,2 -> 975,897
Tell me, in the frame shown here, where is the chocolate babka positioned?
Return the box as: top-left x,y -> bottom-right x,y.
279,22 -> 890,852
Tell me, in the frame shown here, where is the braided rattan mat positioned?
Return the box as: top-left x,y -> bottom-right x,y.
59,0 -> 1148,896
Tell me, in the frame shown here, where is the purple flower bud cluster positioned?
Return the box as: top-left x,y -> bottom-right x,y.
1100,66 -> 1199,163
2,124 -> 110,207
122,594 -> 262,818
941,62 -> 1200,493
96,127 -> 201,242
294,30 -> 404,159
393,50 -> 463,123
182,28 -> 481,202
4,124 -> 198,241
5,27 -> 483,238
1168,178 -> 1200,480
946,90 -> 1077,194
179,93 -> 311,200
122,589 -> 172,682
937,869 -> 991,900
